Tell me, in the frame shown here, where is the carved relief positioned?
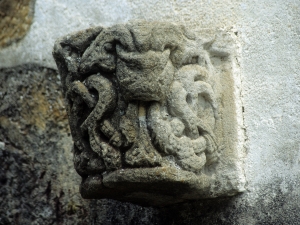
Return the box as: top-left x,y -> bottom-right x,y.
53,22 -> 245,206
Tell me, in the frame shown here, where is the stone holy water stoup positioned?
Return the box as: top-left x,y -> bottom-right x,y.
53,21 -> 245,206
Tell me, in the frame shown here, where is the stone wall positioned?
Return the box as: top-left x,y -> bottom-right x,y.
0,0 -> 300,224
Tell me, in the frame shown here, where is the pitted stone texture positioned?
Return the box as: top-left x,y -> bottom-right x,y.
0,64 -> 162,224
0,0 -> 35,48
53,21 -> 245,206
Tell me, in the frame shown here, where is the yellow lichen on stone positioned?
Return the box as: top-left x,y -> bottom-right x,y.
0,0 -> 35,48
20,84 -> 69,131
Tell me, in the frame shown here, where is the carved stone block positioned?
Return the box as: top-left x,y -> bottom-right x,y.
53,22 -> 245,206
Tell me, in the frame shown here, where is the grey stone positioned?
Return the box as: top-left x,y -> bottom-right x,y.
0,142 -> 4,150
53,21 -> 245,206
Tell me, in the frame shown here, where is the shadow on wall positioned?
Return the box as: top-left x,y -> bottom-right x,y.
160,179 -> 300,225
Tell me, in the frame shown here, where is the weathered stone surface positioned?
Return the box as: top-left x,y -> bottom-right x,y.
0,0 -> 35,48
53,21 -> 245,206
0,64 -> 161,225
1,0 -> 300,223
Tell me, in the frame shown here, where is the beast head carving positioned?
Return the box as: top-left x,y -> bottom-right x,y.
53,21 -> 225,206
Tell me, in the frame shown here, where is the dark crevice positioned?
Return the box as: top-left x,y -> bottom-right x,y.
45,181 -> 51,201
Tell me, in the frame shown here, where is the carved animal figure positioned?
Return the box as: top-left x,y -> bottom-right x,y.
53,21 -> 218,174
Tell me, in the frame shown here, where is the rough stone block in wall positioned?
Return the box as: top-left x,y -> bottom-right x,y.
0,0 -> 35,48
53,21 -> 246,206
